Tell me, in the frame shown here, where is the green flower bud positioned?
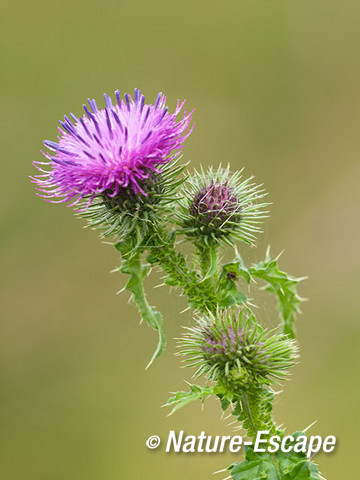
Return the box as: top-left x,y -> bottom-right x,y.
179,309 -> 298,394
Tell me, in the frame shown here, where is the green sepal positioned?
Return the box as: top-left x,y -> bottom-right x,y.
229,438 -> 321,480
78,159 -> 186,243
165,383 -> 224,415
115,241 -> 165,368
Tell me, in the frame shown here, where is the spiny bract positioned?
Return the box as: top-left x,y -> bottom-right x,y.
79,160 -> 186,241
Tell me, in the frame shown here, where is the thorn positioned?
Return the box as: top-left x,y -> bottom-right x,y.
180,306 -> 192,314
297,275 -> 309,282
275,249 -> 284,261
213,468 -> 228,475
303,419 -> 318,433
222,414 -> 232,420
273,389 -> 283,395
247,301 -> 258,309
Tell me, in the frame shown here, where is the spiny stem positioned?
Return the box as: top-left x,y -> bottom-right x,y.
240,393 -> 265,440
147,230 -> 218,314
235,390 -> 279,440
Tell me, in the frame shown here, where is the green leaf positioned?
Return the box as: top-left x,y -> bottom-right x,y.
165,384 -> 222,415
230,451 -> 280,480
217,391 -> 235,412
229,438 -> 321,480
202,245 -> 218,281
218,262 -> 248,308
282,460 -> 320,480
116,243 -> 165,368
219,251 -> 304,338
246,252 -> 303,339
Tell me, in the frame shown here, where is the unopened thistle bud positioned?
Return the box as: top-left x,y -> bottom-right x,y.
179,310 -> 297,394
177,166 -> 269,246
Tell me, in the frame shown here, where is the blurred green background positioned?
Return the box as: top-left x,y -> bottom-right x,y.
1,0 -> 359,478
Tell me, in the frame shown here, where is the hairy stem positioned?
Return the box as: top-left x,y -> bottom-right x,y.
232,389 -> 280,440
147,231 -> 218,314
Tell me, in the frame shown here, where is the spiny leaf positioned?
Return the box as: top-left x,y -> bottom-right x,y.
165,384 -> 223,415
230,453 -> 280,480
116,242 -> 165,367
219,251 -> 304,338
229,439 -> 322,480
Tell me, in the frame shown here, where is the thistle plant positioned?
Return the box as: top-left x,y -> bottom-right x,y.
32,89 -> 327,479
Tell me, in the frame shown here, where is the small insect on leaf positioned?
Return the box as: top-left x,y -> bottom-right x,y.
226,271 -> 237,280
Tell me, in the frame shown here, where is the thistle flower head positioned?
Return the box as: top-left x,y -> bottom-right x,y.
177,165 -> 269,246
179,310 -> 297,393
32,89 -> 193,205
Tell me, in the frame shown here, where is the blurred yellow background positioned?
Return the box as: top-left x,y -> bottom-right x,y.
1,0 -> 359,478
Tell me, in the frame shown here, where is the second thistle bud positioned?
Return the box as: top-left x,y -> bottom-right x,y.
179,309 -> 297,394
178,165 -> 269,246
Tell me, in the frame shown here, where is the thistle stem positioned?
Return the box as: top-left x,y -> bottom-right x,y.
147,230 -> 218,314
241,393 -> 259,439
236,390 -> 279,440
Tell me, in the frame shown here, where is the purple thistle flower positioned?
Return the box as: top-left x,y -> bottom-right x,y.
32,89 -> 193,205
